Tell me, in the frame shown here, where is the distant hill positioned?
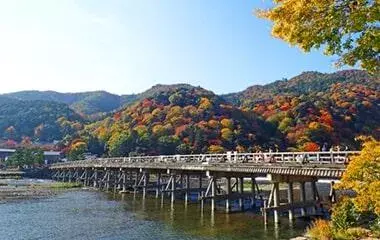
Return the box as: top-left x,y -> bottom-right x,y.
3,84 -> 204,116
3,91 -> 123,115
0,99 -> 84,142
222,70 -> 378,106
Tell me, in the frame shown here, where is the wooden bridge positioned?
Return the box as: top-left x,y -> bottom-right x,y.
50,151 -> 359,224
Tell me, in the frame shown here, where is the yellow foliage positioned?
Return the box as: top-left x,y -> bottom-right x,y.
166,106 -> 183,120
133,125 -> 148,137
221,128 -> 233,141
152,124 -> 166,136
221,118 -> 234,129
339,137 -> 380,215
71,141 -> 87,150
208,145 -> 224,153
308,121 -> 320,130
306,219 -> 333,240
198,97 -> 212,110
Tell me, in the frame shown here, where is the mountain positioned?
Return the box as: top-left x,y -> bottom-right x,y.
222,70 -> 378,106
223,70 -> 380,150
3,84 -> 203,116
87,85 -> 281,156
3,90 -> 124,115
0,99 -> 84,143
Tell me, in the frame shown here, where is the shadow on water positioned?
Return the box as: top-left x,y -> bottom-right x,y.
108,192 -> 309,240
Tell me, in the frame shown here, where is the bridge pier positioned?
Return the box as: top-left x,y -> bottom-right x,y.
171,173 -> 176,204
143,172 -> 149,198
93,169 -> 98,188
288,182 -> 294,221
238,177 -> 244,211
121,170 -> 126,192
184,173 -> 190,204
225,177 -> 231,213
300,182 -> 306,216
156,172 -> 161,198
273,182 -> 280,224
211,176 -> 216,210
250,177 -> 256,208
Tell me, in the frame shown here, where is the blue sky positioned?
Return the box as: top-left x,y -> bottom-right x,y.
0,0 -> 348,95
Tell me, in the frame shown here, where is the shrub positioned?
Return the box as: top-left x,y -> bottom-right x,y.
333,227 -> 370,240
332,197 -> 361,231
306,219 -> 333,240
371,217 -> 380,237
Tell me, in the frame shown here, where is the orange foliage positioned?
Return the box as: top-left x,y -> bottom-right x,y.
303,142 -> 320,151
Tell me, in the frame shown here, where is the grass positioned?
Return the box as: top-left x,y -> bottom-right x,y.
47,182 -> 82,189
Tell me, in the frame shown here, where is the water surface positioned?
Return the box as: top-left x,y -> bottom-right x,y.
0,187 -> 308,240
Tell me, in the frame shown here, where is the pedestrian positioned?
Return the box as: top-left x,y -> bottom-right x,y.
322,142 -> 328,151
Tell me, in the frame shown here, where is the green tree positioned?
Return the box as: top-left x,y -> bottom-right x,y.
257,0 -> 379,74
157,135 -> 180,155
7,148 -> 44,168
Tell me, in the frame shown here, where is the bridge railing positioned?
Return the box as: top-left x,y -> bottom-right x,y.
51,151 -> 360,167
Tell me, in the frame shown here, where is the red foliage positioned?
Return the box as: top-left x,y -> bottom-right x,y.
113,112 -> 121,121
320,110 -> 333,126
279,102 -> 291,111
142,99 -> 153,108
303,142 -> 320,152
175,125 -> 187,136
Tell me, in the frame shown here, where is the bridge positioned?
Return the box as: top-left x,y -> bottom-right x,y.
50,151 -> 359,224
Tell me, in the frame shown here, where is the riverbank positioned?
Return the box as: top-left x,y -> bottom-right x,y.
0,178 -> 81,202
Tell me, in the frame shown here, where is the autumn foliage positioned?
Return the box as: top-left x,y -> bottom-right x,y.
338,137 -> 380,215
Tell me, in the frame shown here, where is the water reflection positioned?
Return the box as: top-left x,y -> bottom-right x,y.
110,192 -> 308,240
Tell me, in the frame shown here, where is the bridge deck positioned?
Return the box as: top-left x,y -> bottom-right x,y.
50,151 -> 359,179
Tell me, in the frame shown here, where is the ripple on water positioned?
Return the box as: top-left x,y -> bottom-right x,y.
0,189 -> 307,240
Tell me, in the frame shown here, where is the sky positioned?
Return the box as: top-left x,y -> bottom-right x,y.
0,0 -> 349,95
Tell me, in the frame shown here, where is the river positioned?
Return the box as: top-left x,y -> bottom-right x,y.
0,180 -> 309,240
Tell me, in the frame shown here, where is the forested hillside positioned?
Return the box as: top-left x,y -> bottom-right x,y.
1,69 -> 378,156
0,99 -> 83,143
86,85 -> 280,157
223,70 -> 379,150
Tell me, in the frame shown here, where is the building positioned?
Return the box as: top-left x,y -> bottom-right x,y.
43,151 -> 62,164
0,148 -> 16,161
